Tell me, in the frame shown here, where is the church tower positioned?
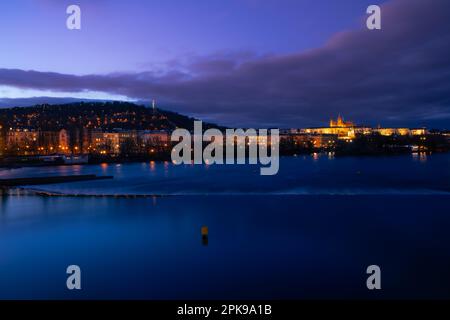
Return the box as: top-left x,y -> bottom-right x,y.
337,114 -> 344,127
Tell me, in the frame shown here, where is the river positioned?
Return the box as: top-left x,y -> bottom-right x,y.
0,153 -> 449,299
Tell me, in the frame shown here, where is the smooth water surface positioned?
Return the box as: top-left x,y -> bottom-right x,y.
0,154 -> 449,299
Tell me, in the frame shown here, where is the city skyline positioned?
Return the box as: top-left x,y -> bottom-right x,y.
0,101 -> 440,130
2,102 -> 447,161
1,0 -> 450,129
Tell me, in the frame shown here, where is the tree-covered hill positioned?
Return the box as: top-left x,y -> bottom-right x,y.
0,101 -> 220,131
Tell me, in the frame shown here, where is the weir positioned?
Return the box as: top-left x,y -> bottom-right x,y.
0,174 -> 113,187
0,175 -> 113,197
5,189 -> 164,198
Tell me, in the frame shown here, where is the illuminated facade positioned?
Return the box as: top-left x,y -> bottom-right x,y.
91,131 -> 121,154
6,128 -> 39,155
329,115 -> 354,128
0,124 -> 5,156
0,114 -> 432,157
303,116 -> 428,140
374,127 -> 428,136
411,128 -> 428,136
304,115 -> 357,140
59,129 -> 70,152
139,130 -> 170,146
375,128 -> 410,136
5,128 -> 73,155
90,130 -> 170,154
2,128 -> 78,156
292,134 -> 337,148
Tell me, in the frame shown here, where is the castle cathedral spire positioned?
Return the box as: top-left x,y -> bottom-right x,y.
337,114 -> 343,126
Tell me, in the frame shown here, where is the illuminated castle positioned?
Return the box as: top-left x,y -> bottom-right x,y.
303,115 -> 358,140
302,114 -> 427,141
329,115 -> 354,128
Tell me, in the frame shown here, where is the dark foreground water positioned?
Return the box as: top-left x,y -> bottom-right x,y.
0,154 -> 449,299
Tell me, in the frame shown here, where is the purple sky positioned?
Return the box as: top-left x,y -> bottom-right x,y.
1,0 -> 450,128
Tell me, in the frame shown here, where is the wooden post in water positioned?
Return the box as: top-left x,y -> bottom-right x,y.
201,226 -> 209,246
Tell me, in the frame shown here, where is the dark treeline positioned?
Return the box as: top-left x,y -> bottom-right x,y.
0,101 -> 220,131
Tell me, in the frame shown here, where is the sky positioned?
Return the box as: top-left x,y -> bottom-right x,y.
0,0 -> 449,128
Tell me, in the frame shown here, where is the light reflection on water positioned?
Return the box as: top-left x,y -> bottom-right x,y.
0,194 -> 450,299
412,152 -> 428,163
0,153 -> 449,195
0,154 -> 450,299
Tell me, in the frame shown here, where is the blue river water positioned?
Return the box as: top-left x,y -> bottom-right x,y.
0,153 -> 449,299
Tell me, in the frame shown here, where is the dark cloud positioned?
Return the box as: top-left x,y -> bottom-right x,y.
1,0 -> 450,128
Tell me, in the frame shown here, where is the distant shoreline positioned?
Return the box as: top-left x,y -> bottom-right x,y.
0,149 -> 447,170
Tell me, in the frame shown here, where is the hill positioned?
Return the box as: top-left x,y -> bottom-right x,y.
0,101 -> 220,131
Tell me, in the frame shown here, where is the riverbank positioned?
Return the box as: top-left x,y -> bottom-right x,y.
1,149 -> 448,170
0,153 -> 173,169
